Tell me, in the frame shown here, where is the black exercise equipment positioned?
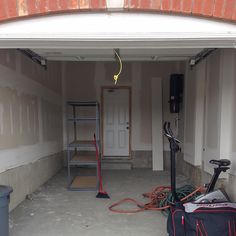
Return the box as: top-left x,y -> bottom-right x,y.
206,159 -> 230,193
194,159 -> 230,204
164,122 -> 236,236
164,122 -> 181,203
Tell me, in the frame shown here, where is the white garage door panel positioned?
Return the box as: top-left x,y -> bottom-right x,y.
0,13 -> 236,49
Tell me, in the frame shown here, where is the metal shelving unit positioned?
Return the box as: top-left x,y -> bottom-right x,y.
67,101 -> 100,191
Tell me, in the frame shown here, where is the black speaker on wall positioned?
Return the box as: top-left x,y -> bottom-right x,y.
169,74 -> 184,113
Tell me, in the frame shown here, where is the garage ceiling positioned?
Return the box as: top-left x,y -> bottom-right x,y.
32,48 -> 203,61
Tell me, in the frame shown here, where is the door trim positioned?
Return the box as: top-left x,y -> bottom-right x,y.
101,86 -> 132,159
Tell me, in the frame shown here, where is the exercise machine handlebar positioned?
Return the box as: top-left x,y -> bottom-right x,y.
163,122 -> 181,203
164,122 -> 181,144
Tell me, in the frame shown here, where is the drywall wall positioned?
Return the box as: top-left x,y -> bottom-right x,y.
64,61 -> 185,157
184,66 -> 196,164
0,49 -> 63,209
184,50 -> 221,170
221,50 -> 236,176
203,49 -> 236,174
183,49 -> 236,177
180,49 -> 236,201
0,49 -> 63,173
184,60 -> 205,166
205,51 -> 221,150
232,58 -> 236,154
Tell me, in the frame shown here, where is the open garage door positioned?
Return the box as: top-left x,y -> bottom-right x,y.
0,12 -> 236,173
1,10 -> 236,236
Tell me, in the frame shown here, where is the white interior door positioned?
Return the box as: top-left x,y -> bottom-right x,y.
103,88 -> 130,157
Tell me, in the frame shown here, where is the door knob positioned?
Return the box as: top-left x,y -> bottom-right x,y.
126,127 -> 129,130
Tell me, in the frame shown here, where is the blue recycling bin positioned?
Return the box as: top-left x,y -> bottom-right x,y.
0,186 -> 13,236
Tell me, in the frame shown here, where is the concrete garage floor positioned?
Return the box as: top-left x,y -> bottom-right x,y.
9,169 -> 188,236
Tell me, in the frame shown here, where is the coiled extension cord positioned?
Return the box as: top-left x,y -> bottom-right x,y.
109,185 -> 203,214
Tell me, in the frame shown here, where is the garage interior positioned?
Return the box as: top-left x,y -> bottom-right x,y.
0,13 -> 236,236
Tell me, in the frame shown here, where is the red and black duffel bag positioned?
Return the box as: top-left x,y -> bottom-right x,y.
167,202 -> 236,236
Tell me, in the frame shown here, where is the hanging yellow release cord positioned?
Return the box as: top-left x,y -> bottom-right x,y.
113,49 -> 123,85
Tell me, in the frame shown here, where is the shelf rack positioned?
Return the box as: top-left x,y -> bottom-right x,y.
67,101 -> 100,191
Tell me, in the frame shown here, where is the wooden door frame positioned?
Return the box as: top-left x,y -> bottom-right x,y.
101,86 -> 132,159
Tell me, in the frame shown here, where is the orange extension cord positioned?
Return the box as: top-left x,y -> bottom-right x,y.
109,186 -> 204,214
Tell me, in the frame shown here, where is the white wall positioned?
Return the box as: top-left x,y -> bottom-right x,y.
221,50 -> 236,176
64,61 -> 185,154
184,60 -> 206,166
184,49 -> 236,178
201,49 -> 236,174
184,66 -> 196,164
0,50 -> 63,173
